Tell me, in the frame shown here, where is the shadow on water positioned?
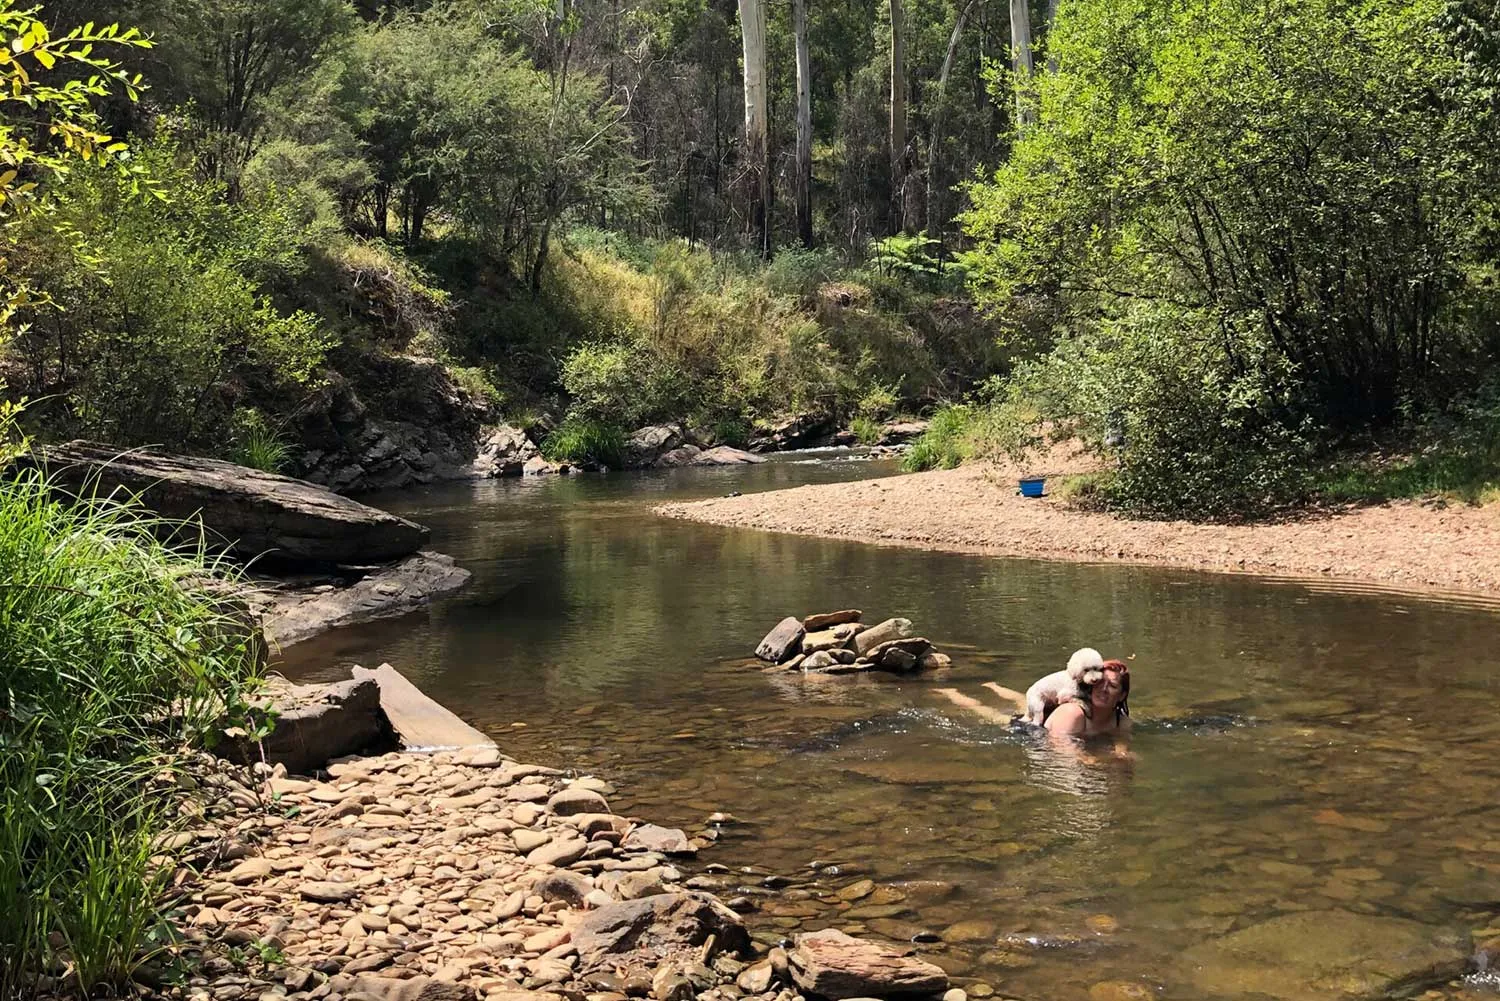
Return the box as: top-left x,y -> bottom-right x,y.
279,458 -> 1500,1001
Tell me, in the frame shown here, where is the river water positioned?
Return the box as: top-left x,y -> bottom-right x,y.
281,457 -> 1500,1001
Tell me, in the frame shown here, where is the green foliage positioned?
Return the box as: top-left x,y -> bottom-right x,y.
0,462 -> 264,996
231,409 -> 292,472
849,415 -> 881,445
1315,383 -> 1500,505
870,233 -> 958,287
541,415 -> 626,467
902,404 -> 973,471
960,0 -> 1500,517
7,137 -> 331,451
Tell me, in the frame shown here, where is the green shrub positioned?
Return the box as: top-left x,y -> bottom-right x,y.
0,461 -> 265,996
706,416 -> 750,448
8,137 -> 331,451
902,405 -> 974,471
850,415 -> 882,445
541,416 -> 627,467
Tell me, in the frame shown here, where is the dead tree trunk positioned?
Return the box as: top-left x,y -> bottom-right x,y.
793,0 -> 813,248
738,0 -> 772,258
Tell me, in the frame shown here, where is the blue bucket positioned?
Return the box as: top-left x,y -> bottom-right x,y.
1018,477 -> 1045,498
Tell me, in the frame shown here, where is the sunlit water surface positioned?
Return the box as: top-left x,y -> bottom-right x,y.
280,457 -> 1500,1001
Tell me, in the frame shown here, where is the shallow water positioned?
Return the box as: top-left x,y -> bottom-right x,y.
281,458 -> 1500,1000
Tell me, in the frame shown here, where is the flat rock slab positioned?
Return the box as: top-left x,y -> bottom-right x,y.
756,617 -> 805,663
691,446 -> 764,466
789,928 -> 948,998
37,441 -> 428,565
352,662 -> 494,752
1178,909 -> 1469,1000
803,609 -> 862,631
300,880 -> 360,903
572,892 -> 748,970
257,551 -> 471,648
349,976 -> 471,1001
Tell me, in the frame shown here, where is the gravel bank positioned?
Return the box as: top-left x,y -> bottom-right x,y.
659,464 -> 1500,597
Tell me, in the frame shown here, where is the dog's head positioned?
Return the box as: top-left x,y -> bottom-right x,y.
1066,647 -> 1104,680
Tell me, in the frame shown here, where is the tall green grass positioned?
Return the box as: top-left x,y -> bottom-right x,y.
541,416 -> 627,468
0,463 -> 265,998
902,405 -> 975,471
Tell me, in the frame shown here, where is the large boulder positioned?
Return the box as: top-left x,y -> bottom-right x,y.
654,445 -> 704,468
624,425 -> 686,468
472,424 -> 539,478
571,892 -> 748,971
35,442 -> 428,566
788,929 -> 948,998
221,676 -> 392,774
1177,910 -> 1469,1001
876,420 -> 929,446
748,413 -> 834,452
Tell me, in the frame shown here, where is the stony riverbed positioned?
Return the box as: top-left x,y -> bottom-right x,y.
131,745 -> 970,1001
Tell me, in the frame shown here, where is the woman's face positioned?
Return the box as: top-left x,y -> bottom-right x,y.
1093,665 -> 1126,708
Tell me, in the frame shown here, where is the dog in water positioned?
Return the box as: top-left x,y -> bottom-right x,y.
1022,647 -> 1105,724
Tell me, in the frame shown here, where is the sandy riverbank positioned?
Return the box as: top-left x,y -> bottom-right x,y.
659,463 -> 1500,598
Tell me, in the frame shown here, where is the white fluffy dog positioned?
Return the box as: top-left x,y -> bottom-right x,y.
1023,647 -> 1105,724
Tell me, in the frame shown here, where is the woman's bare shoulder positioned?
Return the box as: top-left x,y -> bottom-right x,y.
1044,702 -> 1087,733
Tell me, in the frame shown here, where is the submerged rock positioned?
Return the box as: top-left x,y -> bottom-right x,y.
1178,909 -> 1469,1000
788,928 -> 948,998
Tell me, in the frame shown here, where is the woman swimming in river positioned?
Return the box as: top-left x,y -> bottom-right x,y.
936,659 -> 1131,748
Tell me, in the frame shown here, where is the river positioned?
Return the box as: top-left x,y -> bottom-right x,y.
281,455 -> 1500,1001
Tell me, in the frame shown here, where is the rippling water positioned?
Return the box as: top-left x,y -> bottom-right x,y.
280,458 -> 1500,1001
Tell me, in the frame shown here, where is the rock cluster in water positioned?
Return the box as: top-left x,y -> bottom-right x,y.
753,611 -> 953,675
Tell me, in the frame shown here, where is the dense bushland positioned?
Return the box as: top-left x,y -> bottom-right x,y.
935,0 -> 1500,518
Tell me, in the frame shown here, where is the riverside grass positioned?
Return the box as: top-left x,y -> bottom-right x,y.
0,465 -> 265,998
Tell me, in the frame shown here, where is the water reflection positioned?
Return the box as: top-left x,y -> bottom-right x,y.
280,460 -> 1500,1001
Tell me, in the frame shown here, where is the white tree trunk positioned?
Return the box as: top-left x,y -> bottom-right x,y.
738,0 -> 771,257
890,0 -> 907,233
1011,0 -> 1036,126
793,0 -> 813,248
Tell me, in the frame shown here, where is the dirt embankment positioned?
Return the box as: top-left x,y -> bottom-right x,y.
659,464 -> 1500,597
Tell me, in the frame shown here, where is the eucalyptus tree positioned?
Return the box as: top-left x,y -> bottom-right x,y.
793,0 -> 812,247
737,0 -> 770,256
